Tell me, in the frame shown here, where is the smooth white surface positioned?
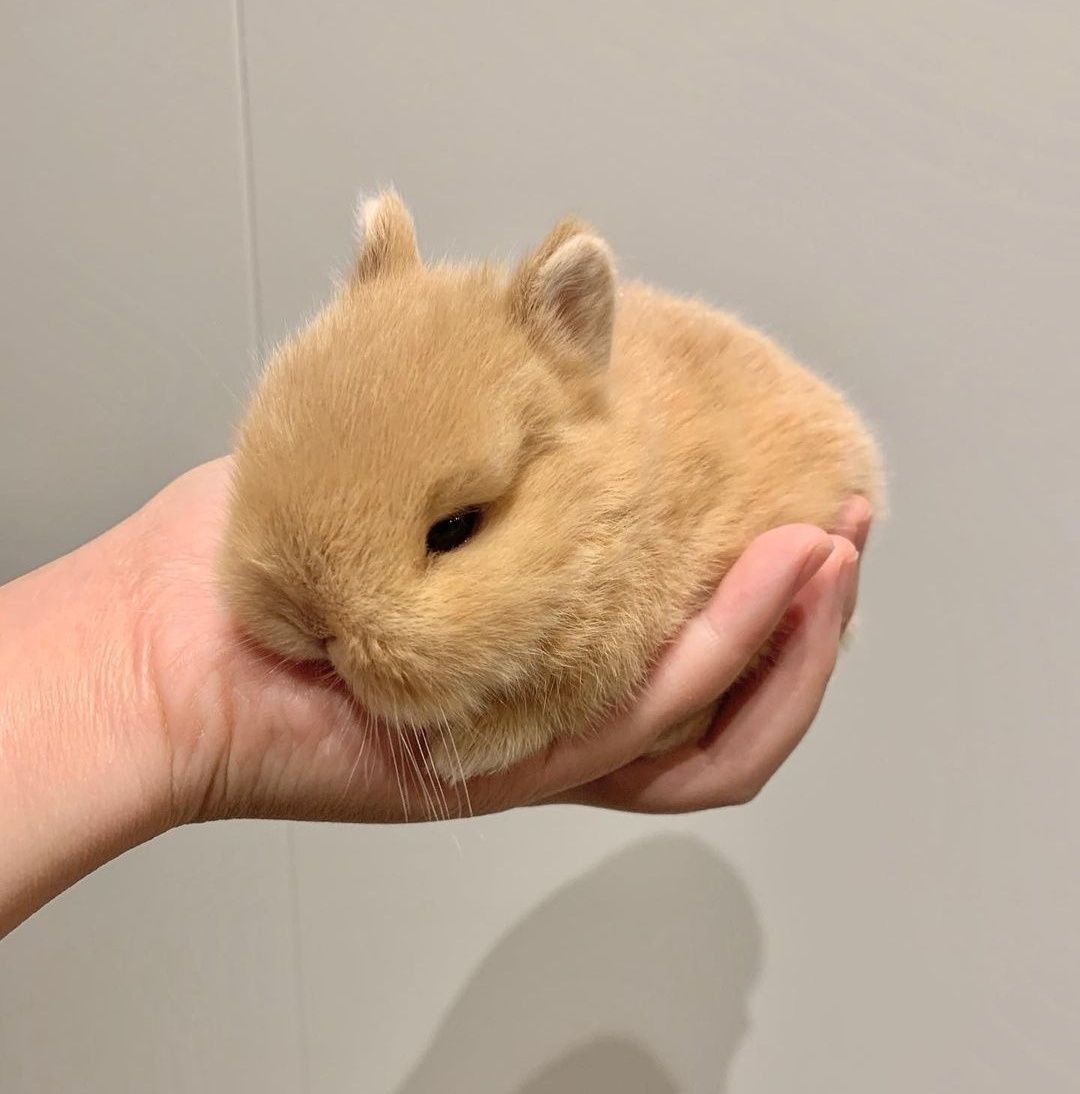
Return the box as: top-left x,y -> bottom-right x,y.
0,5 -> 302,1092
2,2 -> 1078,1091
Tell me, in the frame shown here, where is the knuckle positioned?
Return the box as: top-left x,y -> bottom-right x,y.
725,770 -> 764,806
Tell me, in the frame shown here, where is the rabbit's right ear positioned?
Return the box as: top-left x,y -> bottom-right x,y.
352,189 -> 420,282
509,217 -> 616,370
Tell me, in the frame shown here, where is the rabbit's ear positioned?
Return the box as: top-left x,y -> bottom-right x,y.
509,218 -> 616,369
352,188 -> 420,282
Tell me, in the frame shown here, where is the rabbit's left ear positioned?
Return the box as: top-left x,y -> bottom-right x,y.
352,189 -> 420,282
509,217 -> 616,369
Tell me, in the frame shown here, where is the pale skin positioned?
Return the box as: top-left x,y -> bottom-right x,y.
0,458 -> 870,937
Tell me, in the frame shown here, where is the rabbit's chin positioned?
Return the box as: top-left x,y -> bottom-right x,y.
424,700 -> 725,785
336,667 -> 555,782
331,662 -> 470,737
330,667 -> 522,782
423,732 -> 489,784
423,727 -> 527,784
420,707 -> 564,784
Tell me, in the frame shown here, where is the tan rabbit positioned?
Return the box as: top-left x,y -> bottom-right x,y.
219,190 -> 883,780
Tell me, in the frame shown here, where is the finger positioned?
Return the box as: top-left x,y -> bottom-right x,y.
696,539 -> 856,804
624,525 -> 835,743
830,495 -> 871,550
578,537 -> 856,812
851,503 -> 872,554
829,496 -> 871,628
530,523 -> 837,799
840,542 -> 862,633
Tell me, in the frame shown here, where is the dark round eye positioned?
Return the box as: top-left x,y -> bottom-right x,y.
426,507 -> 482,554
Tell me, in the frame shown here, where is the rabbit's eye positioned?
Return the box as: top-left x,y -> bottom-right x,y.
426,507 -> 482,554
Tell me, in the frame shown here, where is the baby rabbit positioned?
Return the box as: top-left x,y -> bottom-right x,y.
220,190 -> 882,780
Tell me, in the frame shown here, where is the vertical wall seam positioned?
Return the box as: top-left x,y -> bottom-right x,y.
232,0 -> 265,362
230,3 -> 311,1092
284,824 -> 312,1094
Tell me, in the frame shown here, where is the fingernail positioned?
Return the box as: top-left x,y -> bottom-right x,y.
836,542 -> 860,609
847,495 -> 872,528
832,496 -> 872,549
839,535 -> 860,563
795,539 -> 835,591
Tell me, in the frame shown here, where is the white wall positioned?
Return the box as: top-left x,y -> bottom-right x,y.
2,3 -> 1078,1091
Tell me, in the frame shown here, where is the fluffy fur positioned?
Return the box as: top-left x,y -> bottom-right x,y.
219,190 -> 883,779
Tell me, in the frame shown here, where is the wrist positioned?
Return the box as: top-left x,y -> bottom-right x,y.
0,517 -> 174,935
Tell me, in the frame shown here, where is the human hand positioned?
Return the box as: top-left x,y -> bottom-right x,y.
137,461 -> 869,824
555,495 -> 869,812
1,459 -> 868,932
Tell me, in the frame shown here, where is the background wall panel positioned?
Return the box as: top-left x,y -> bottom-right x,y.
0,6 -> 302,1092
2,2 -> 1078,1091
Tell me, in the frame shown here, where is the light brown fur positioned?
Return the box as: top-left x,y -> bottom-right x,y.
219,190 -> 883,779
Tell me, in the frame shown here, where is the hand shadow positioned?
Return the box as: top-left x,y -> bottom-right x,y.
396,832 -> 763,1093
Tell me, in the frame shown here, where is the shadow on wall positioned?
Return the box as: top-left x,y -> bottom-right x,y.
518,1036 -> 681,1094
396,834 -> 763,1094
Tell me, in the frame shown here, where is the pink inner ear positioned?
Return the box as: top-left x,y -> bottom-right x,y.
533,236 -> 616,364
